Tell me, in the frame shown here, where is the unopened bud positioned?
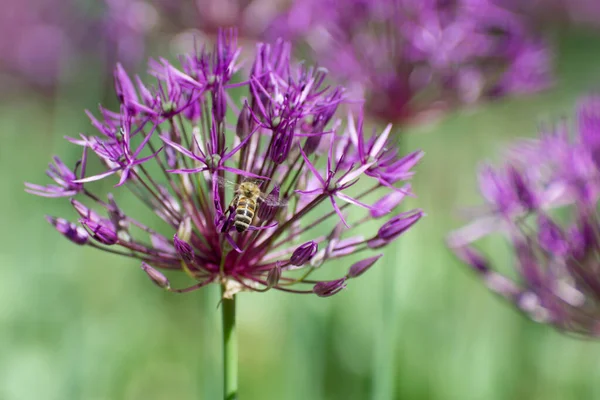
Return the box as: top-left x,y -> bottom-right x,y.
71,199 -> 101,221
141,262 -> 170,289
452,245 -> 489,274
290,241 -> 318,266
302,133 -> 324,156
347,254 -> 382,278
269,124 -> 294,164
174,234 -> 195,264
80,219 -> 118,245
266,265 -> 282,289
236,103 -> 252,139
313,278 -> 347,297
537,214 -> 568,256
46,216 -> 89,245
212,83 -> 227,123
508,166 -> 536,211
378,209 -> 423,241
114,63 -> 136,105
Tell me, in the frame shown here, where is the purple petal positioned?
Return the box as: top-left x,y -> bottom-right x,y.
73,167 -> 120,184
160,135 -> 204,161
298,144 -> 326,186
330,196 -> 349,228
335,192 -> 374,210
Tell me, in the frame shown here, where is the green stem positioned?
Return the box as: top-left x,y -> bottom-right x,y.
221,287 -> 238,400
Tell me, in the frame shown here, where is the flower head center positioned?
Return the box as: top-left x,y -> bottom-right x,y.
207,154 -> 222,170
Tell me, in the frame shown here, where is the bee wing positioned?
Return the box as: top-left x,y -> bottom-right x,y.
260,193 -> 288,207
214,176 -> 240,190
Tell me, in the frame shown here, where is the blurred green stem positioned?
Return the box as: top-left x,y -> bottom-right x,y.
372,134 -> 403,400
221,287 -> 238,400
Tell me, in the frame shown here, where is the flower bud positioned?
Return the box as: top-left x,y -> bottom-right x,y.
212,83 -> 227,124
347,254 -> 382,278
537,214 -> 568,256
508,166 -> 536,211
378,209 -> 423,241
313,278 -> 347,297
290,241 -> 318,266
257,186 -> 281,221
80,218 -> 118,245
269,124 -> 294,164
141,262 -> 170,289
452,245 -> 489,274
370,184 -> 410,218
302,133 -> 324,156
71,199 -> 101,222
174,234 -> 195,264
183,96 -> 202,122
114,63 -> 137,106
266,265 -> 282,289
236,103 -> 252,139
46,216 -> 88,245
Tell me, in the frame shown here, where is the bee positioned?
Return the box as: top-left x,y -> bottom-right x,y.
216,177 -> 287,232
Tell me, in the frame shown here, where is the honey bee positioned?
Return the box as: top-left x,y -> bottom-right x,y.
216,177 -> 287,232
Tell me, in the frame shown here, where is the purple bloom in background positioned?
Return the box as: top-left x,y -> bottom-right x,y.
495,0 -> 600,28
448,95 -> 600,336
155,0 -> 287,42
0,0 -> 156,92
268,0 -> 553,124
27,30 -> 423,298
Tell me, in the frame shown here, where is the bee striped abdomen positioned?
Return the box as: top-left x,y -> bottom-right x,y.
234,196 -> 256,232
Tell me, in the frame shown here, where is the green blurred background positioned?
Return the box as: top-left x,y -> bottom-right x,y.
4,11 -> 600,400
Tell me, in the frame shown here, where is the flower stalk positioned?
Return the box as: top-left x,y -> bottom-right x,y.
221,287 -> 238,400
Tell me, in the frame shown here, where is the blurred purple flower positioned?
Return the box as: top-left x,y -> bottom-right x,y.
27,30 -> 423,298
0,0 -> 157,91
448,95 -> 600,336
155,0 -> 287,41
495,0 -> 600,28
268,0 -> 553,124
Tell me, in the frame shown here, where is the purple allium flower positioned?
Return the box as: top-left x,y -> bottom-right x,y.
448,95 -> 600,336
268,0 -> 553,124
0,0 -> 156,92
27,29 -> 423,298
495,0 -> 600,28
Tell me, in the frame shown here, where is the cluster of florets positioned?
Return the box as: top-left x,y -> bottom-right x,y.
269,0 -> 552,123
27,30 -> 423,297
448,96 -> 600,335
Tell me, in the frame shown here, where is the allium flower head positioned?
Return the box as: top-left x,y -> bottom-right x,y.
448,95 -> 600,336
269,0 -> 552,123
27,29 -> 423,298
